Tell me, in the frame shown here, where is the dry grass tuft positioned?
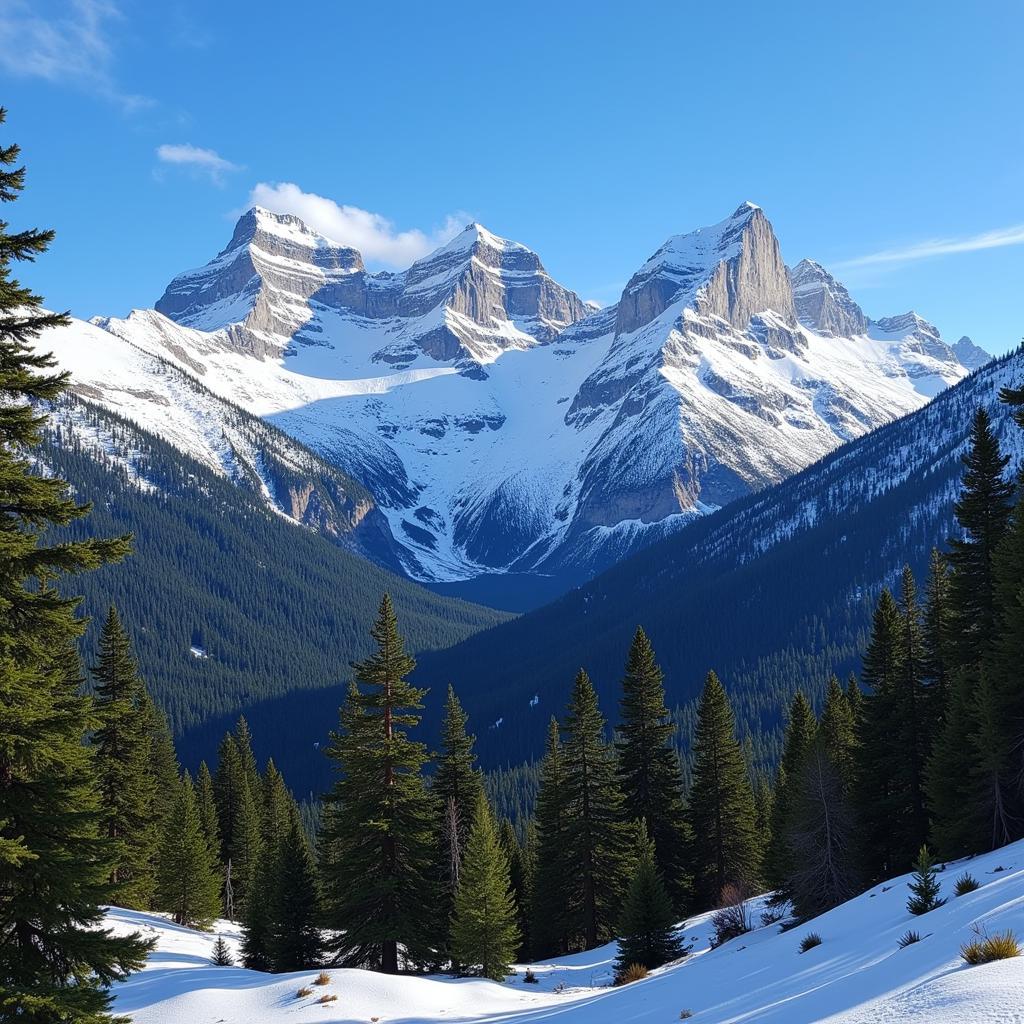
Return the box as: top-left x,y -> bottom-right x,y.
961,929 -> 1021,965
313,970 -> 331,986
615,962 -> 650,985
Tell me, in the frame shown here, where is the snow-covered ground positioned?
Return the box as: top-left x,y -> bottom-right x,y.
108,839 -> 1024,1023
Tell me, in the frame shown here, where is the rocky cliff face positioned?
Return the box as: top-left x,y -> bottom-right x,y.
790,258 -> 868,337
953,335 -> 992,371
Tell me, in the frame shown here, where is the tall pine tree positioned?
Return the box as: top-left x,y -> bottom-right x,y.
686,672 -> 761,908
614,627 -> 692,912
320,595 -> 437,972
0,106 -> 151,1020
268,820 -> 323,972
91,605 -> 158,909
561,669 -> 632,950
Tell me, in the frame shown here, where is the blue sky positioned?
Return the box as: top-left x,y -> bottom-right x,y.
3,0 -> 1023,353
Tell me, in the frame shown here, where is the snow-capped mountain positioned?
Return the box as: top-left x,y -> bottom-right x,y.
40,202 -> 988,589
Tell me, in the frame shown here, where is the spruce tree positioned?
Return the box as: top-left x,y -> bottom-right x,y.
195,760 -> 220,858
531,717 -> 572,956
155,773 -> 222,930
498,818 -> 531,959
434,684 -> 484,955
211,935 -> 234,966
614,627 -> 692,911
562,668 -> 633,950
320,594 -> 437,972
451,792 -> 520,981
144,696 -> 180,827
906,845 -> 945,915
233,715 -> 262,798
818,676 -> 855,792
0,107 -> 152,1020
91,605 -> 159,909
214,733 -> 243,867
615,822 -> 685,974
268,820 -> 323,972
854,589 -> 904,880
922,548 -> 952,728
686,672 -> 761,908
764,691 -> 816,891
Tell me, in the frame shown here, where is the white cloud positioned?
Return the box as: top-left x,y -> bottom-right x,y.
249,182 -> 468,268
837,222 -> 1024,269
0,0 -> 150,112
157,144 -> 240,184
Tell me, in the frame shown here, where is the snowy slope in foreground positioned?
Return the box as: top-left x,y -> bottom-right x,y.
109,840 -> 1024,1023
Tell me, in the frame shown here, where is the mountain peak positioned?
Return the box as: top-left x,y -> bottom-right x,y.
952,334 -> 992,370
790,259 -> 868,337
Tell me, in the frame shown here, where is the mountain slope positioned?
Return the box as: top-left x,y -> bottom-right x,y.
107,838 -> 1024,1023
38,203 -> 981,600
39,393 -> 507,747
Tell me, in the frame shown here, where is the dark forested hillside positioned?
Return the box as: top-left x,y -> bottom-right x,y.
40,395 -> 507,792
416,346 -> 1024,773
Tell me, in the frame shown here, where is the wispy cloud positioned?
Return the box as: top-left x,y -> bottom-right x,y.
837,222 -> 1024,269
157,144 -> 240,184
249,182 -> 468,268
0,0 -> 150,112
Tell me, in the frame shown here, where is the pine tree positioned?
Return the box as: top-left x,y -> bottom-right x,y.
155,773 -> 222,930
818,676 -> 855,792
531,717 -> 572,956
922,548 -> 952,729
0,107 -> 152,1020
233,715 -> 262,798
211,935 -> 234,966
906,845 -> 945,915
686,672 -> 761,908
615,822 -> 686,974
614,627 -> 692,911
498,818 -> 531,959
195,760 -> 220,857
268,820 -> 323,971
434,684 -> 485,955
854,589 -> 904,880
451,792 -> 520,981
562,668 -> 633,950
144,695 -> 180,827
764,691 -> 816,890
214,733 -> 243,866
214,731 -> 261,914
785,739 -> 857,920
320,594 -> 437,972
90,605 -> 159,909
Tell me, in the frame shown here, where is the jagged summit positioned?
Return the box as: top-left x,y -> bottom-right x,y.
953,335 -> 992,370
790,258 -> 868,337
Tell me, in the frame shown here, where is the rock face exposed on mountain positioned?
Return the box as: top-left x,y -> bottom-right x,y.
790,258 -> 868,337
953,334 -> 992,370
40,202 -> 983,598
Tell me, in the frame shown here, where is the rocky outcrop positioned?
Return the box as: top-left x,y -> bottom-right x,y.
953,335 -> 991,370
790,259 -> 868,337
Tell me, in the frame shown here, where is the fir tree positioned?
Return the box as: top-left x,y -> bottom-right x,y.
498,818 -> 531,959
562,668 -> 633,950
214,733 -> 243,867
531,717 -> 571,957
195,760 -> 220,858
451,792 -> 520,981
922,548 -> 952,728
155,773 -> 222,930
764,691 -> 816,890
434,684 -> 485,955
229,764 -> 263,914
268,820 -> 323,971
614,627 -> 692,911
686,672 -> 761,907
320,594 -> 437,972
233,715 -> 262,798
818,676 -> 855,792
615,822 -> 686,974
144,696 -> 180,827
786,739 -> 857,921
0,107 -> 152,1020
211,935 -> 234,966
854,589 -> 904,880
906,845 -> 945,915
91,605 -> 158,909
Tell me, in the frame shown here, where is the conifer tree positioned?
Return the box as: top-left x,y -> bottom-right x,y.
845,674 -> 863,723
615,822 -> 686,974
531,717 -> 572,956
144,696 -> 180,826
922,549 -> 952,726
614,627 -> 692,911
233,715 -> 262,798
91,605 -> 159,909
268,820 -> 323,971
818,676 -> 855,792
854,589 -> 904,880
451,792 -> 520,981
785,739 -> 857,920
498,818 -> 531,959
195,760 -> 220,858
214,733 -> 243,866
211,935 -> 234,966
686,672 -> 761,907
562,669 -> 633,950
0,107 -> 152,1020
434,684 -> 485,954
229,763 -> 262,914
320,595 -> 437,972
906,845 -> 945,915
765,691 -> 816,890
155,773 -> 222,930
